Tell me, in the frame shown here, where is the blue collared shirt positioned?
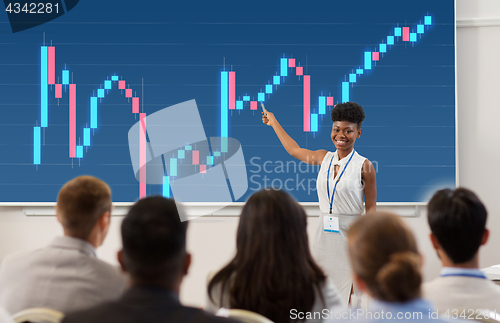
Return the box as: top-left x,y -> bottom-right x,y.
370,298 -> 433,316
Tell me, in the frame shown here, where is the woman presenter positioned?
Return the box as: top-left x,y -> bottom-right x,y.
262,101 -> 376,305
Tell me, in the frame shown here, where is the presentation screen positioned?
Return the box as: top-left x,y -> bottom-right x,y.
0,0 -> 456,203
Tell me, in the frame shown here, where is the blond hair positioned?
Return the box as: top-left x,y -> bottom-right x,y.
56,176 -> 111,239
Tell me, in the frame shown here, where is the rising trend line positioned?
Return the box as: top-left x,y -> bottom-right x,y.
219,15 -> 433,136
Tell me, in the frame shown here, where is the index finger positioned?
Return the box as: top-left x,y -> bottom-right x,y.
261,103 -> 268,115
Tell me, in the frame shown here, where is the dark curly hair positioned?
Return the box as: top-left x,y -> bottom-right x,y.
331,102 -> 365,128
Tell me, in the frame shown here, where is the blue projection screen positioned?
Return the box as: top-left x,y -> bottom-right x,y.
0,0 -> 455,203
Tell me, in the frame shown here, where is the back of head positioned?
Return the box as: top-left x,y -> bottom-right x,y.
56,176 -> 111,240
331,101 -> 365,128
347,212 -> 421,303
121,196 -> 187,286
209,189 -> 325,322
427,187 -> 487,264
235,189 -> 310,263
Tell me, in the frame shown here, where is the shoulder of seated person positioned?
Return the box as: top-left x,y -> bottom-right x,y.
1,248 -> 42,262
422,277 -> 448,290
63,302 -> 240,323
62,305 -> 110,323
423,275 -> 500,292
185,307 -> 240,323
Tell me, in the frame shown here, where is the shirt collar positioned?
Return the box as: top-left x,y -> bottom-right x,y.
333,149 -> 355,166
49,236 -> 97,257
370,298 -> 433,313
440,267 -> 486,278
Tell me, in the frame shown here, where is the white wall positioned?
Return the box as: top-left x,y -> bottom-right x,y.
1,0 -> 499,308
455,0 -> 500,270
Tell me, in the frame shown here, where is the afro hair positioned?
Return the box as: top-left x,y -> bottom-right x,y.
331,102 -> 365,128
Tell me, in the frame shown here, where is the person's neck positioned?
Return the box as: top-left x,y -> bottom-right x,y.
440,250 -> 479,269
338,147 -> 353,160
130,278 -> 180,295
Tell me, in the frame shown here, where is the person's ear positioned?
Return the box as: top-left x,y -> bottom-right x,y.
182,253 -> 192,276
481,228 -> 490,245
353,273 -> 369,295
357,127 -> 362,138
55,206 -> 61,224
429,233 -> 440,250
117,250 -> 127,272
99,211 -> 111,230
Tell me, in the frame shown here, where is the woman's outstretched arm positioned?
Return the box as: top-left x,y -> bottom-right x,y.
262,110 -> 327,165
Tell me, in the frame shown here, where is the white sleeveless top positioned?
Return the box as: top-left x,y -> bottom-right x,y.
316,150 -> 366,215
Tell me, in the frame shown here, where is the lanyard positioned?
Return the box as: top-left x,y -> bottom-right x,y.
327,150 -> 355,214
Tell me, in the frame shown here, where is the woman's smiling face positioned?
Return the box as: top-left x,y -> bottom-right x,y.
331,121 -> 362,153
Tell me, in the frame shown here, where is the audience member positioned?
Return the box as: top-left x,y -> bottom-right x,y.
63,196 -> 237,323
206,189 -> 342,323
327,212 -> 448,322
0,176 -> 126,315
423,188 -> 500,311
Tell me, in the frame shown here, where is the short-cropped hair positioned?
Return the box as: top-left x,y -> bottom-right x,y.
427,188 -> 487,264
121,196 -> 188,284
56,176 -> 112,240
